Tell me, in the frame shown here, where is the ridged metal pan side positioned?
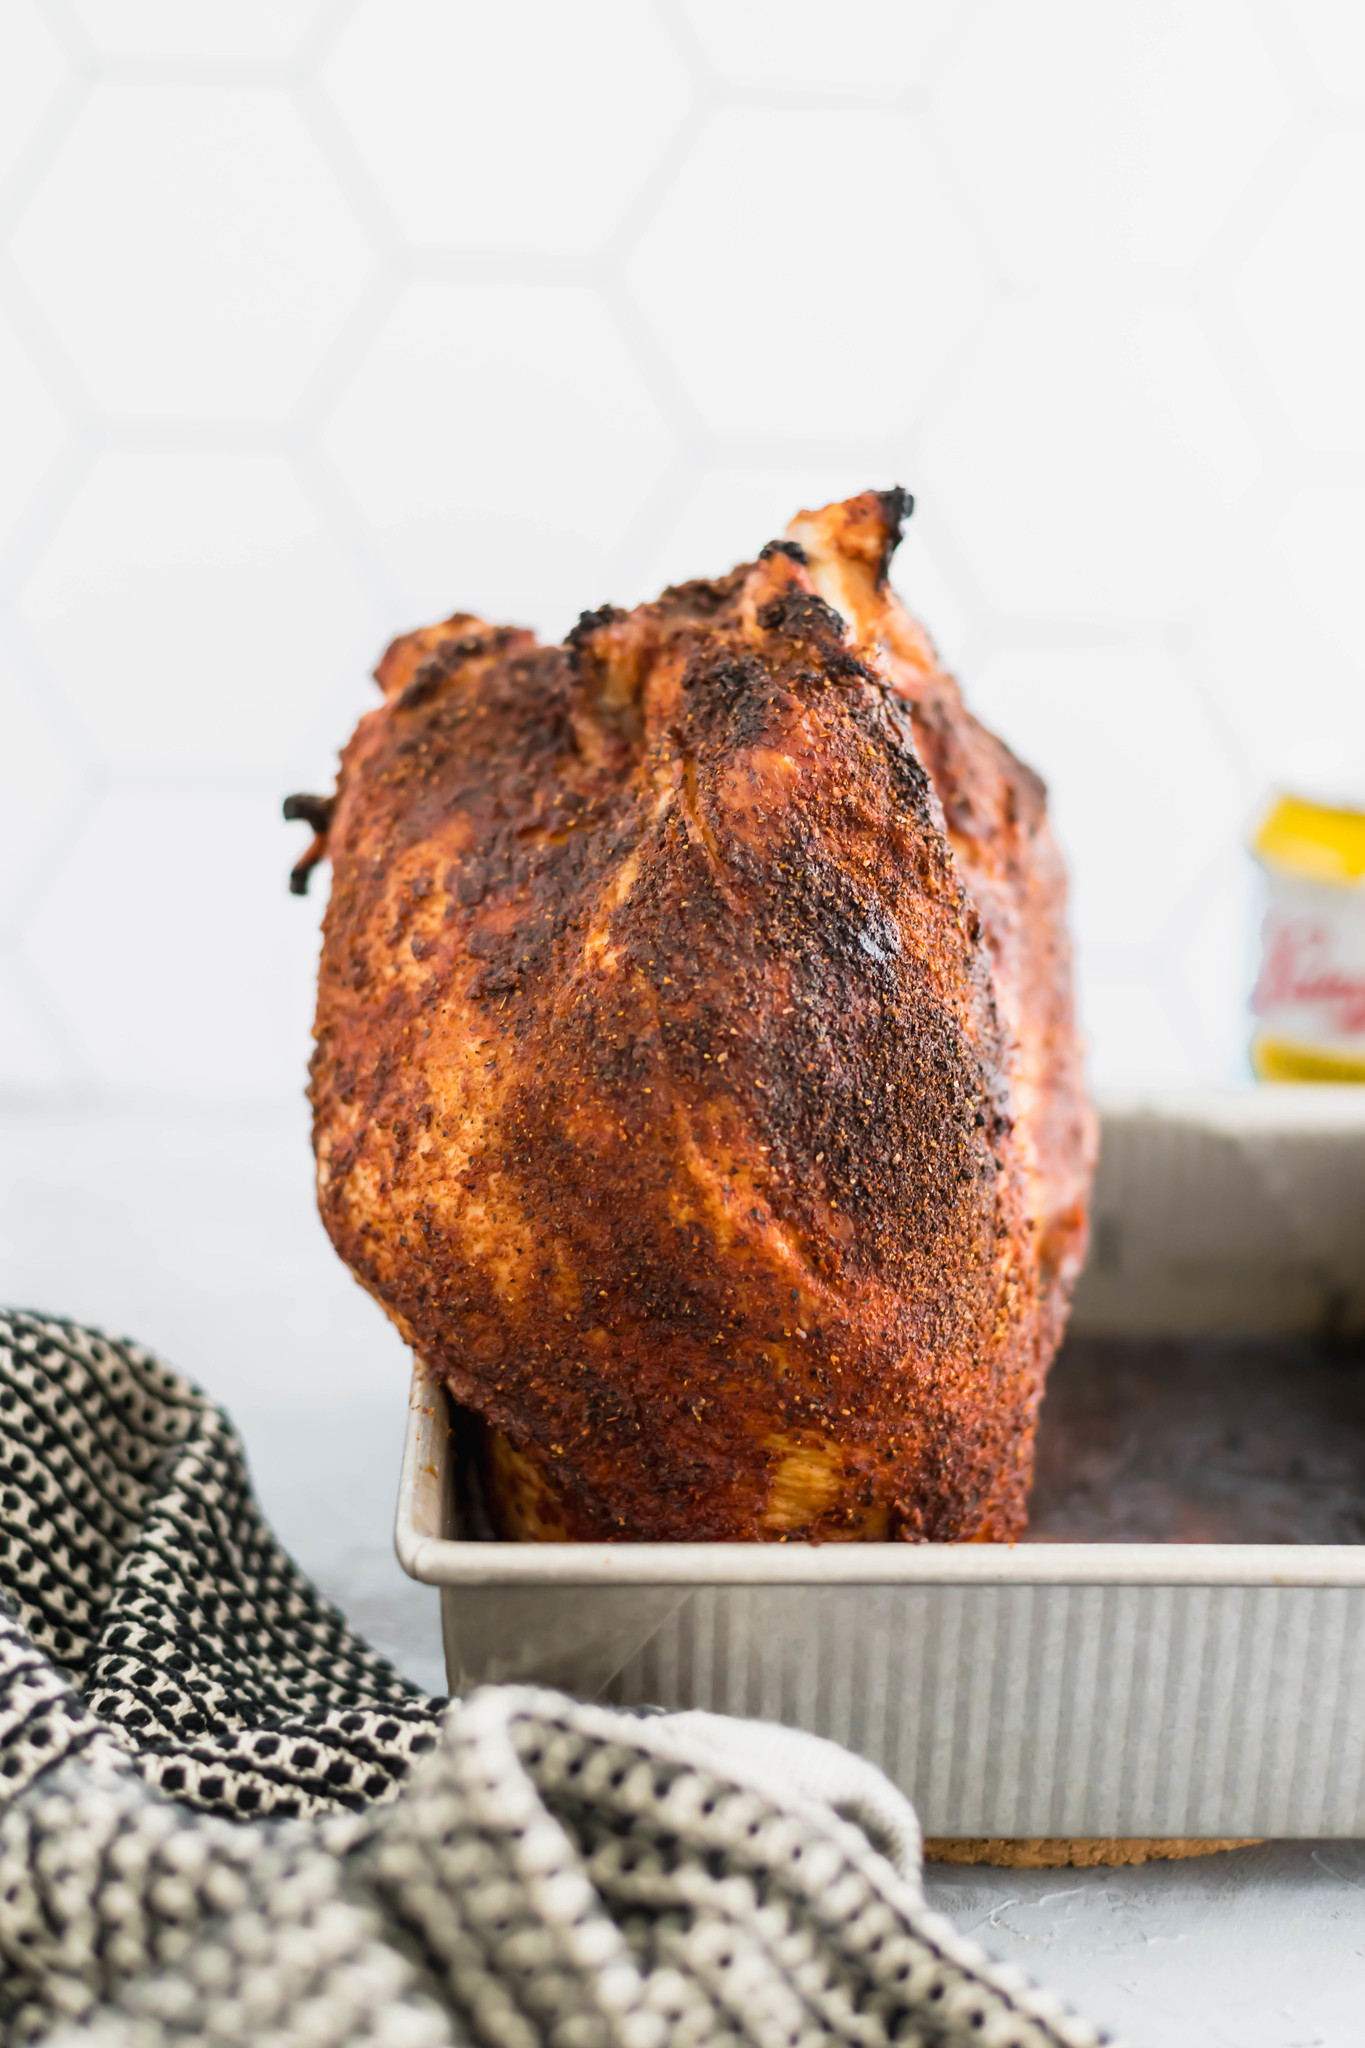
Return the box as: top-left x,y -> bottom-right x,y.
435,1577 -> 1365,1837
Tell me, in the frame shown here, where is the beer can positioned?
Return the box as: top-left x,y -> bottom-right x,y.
1251,790 -> 1365,1081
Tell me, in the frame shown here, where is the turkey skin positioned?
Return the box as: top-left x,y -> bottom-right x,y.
299,491 -> 1094,1542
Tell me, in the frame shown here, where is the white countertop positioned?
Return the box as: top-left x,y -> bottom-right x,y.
1,1101 -> 1360,2048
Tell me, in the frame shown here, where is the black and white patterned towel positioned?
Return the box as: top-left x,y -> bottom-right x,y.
0,1308 -> 1105,2047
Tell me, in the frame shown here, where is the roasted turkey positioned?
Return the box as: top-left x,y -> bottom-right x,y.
293,491 -> 1094,1542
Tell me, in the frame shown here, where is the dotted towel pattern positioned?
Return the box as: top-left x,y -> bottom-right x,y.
0,1309 -> 1104,2048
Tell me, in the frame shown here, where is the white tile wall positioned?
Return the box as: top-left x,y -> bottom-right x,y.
2,0 -> 1363,1109
10,82 -> 376,420
321,0 -> 693,257
320,280 -> 677,628
936,1 -> 1293,273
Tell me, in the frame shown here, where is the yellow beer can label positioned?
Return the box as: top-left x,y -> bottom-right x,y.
1254,792 -> 1365,886
1251,1036 -> 1365,1083
1251,793 -> 1365,1082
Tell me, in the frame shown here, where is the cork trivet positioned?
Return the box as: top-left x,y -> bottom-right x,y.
924,1837 -> 1261,1869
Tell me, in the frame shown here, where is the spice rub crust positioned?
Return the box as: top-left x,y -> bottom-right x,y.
304,495 -> 1090,1541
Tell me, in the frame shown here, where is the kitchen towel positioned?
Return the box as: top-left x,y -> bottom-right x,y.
0,1307 -> 1103,2047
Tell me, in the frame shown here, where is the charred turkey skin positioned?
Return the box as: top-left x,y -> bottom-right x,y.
303,493 -> 1093,1542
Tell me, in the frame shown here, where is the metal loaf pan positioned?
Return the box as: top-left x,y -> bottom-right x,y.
396,1088 -> 1365,1839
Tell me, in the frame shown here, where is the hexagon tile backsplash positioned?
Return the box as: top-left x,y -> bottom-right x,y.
1,0 -> 1360,1108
